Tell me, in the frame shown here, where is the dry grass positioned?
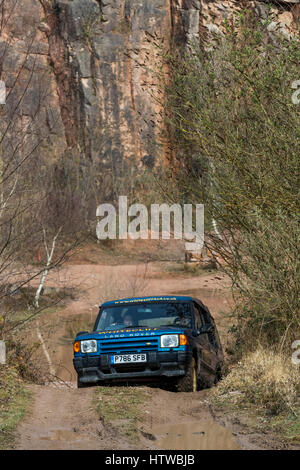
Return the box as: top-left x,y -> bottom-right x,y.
0,365 -> 30,449
212,347 -> 299,416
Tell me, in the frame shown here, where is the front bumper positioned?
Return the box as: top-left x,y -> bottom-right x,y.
74,350 -> 191,384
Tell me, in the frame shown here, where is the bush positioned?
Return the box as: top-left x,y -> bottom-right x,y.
212,348 -> 299,416
160,8 -> 300,353
6,339 -> 44,384
0,365 -> 30,449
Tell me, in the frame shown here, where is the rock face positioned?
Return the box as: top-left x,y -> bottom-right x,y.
0,0 -> 299,169
42,0 -> 175,166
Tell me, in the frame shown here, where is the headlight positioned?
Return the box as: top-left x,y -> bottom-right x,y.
80,340 -> 97,353
160,334 -> 179,348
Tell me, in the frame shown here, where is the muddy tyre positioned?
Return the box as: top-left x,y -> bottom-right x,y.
176,357 -> 197,392
214,366 -> 222,385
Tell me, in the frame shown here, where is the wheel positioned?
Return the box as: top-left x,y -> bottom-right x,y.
176,357 -> 197,392
214,365 -> 223,385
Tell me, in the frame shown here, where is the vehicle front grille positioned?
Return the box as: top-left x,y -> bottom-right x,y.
99,336 -> 159,354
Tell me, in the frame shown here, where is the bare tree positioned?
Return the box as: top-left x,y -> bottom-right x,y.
0,1 -> 82,340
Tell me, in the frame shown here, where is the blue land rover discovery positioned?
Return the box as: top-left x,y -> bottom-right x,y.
73,295 -> 224,392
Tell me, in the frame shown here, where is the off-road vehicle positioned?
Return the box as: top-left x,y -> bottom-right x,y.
73,295 -> 224,391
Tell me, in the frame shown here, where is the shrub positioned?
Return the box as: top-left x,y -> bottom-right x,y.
160,8 -> 300,353
212,347 -> 299,416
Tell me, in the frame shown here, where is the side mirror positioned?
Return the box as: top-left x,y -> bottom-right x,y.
76,330 -> 89,337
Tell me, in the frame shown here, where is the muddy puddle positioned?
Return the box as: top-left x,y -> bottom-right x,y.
152,421 -> 240,450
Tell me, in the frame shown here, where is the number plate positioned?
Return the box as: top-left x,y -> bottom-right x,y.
111,353 -> 147,364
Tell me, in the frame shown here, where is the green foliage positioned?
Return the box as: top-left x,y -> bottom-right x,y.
81,7 -> 103,46
162,10 -> 300,353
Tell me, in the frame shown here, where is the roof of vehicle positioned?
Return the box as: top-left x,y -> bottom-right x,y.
101,295 -> 196,307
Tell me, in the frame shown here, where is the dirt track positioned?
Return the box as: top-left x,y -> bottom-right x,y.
13,254 -> 264,450
16,383 -> 243,450
16,384 -> 139,450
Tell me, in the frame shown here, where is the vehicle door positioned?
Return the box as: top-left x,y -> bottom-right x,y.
198,304 -> 220,373
209,315 -> 224,363
193,302 -> 215,376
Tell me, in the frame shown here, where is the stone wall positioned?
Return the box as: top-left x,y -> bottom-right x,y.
0,0 -> 299,169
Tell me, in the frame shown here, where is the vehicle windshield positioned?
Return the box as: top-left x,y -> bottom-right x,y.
94,302 -> 192,331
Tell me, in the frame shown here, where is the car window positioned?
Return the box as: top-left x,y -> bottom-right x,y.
210,317 -> 221,348
94,302 -> 192,331
195,303 -> 218,349
193,303 -> 204,330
